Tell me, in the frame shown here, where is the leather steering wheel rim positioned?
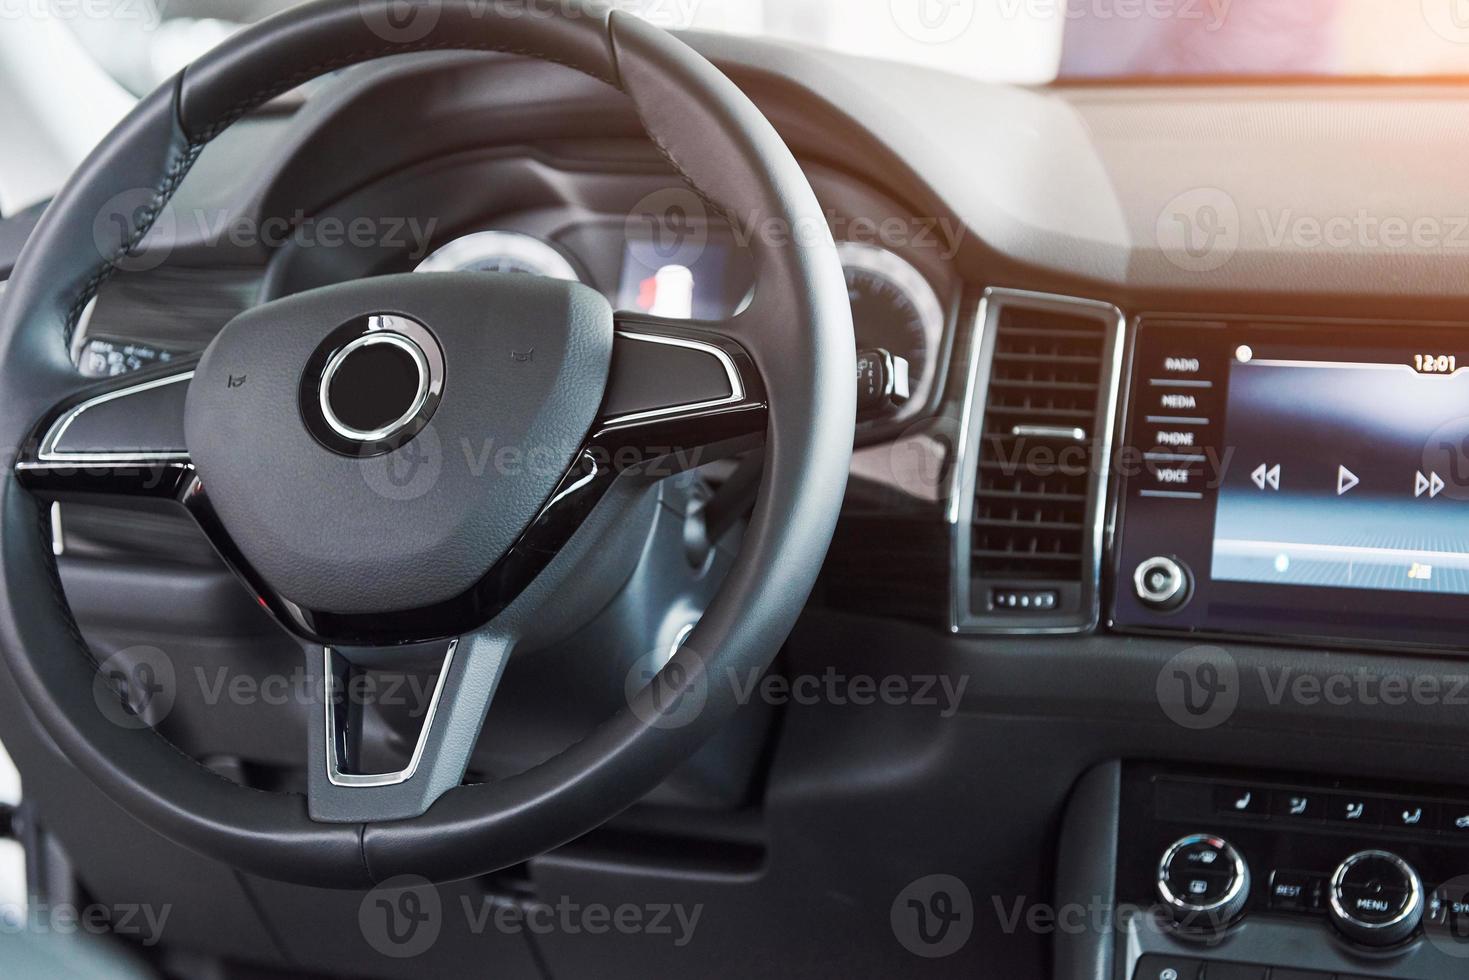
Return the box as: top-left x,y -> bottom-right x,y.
0,0 -> 854,887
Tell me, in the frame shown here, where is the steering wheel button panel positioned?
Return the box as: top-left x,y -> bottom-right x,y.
40,370 -> 191,461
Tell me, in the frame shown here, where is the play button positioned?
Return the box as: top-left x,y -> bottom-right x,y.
1338,466 -> 1360,496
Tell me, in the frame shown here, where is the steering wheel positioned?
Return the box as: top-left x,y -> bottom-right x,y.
0,0 -> 854,887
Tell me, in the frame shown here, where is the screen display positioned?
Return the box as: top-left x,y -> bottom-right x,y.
1114,318 -> 1469,648
616,231 -> 751,322
1211,344 -> 1469,597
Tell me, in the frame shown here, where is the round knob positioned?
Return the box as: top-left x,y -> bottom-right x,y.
1134,556 -> 1192,612
1328,850 -> 1423,947
1157,835 -> 1250,929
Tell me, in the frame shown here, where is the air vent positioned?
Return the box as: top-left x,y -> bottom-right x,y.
950,289 -> 1123,633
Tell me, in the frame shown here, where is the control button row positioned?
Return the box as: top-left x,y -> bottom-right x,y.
1268,870 -> 1326,914
1214,784 -> 1466,833
1133,956 -> 1336,980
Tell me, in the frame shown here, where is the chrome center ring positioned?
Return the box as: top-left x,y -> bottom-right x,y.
300,313 -> 446,459
318,331 -> 431,443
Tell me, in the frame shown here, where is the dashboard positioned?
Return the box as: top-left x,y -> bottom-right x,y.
11,31 -> 1469,980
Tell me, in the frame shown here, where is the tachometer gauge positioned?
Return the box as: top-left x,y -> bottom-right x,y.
415,231 -> 582,281
837,241 -> 943,376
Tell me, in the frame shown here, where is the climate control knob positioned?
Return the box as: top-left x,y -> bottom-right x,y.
1328,850 -> 1424,947
1157,835 -> 1250,929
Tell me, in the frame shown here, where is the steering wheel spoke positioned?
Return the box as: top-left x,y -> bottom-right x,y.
597,313 -> 768,476
15,363 -> 197,499
306,629 -> 513,823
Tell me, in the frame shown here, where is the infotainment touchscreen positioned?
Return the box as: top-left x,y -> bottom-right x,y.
1112,317 -> 1469,648
1212,344 -> 1469,596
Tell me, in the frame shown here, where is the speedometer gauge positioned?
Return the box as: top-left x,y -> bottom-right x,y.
415,231 -> 582,281
837,241 -> 943,376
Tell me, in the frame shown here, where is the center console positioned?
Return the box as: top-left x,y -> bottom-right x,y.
1113,316 -> 1469,651
1104,764 -> 1469,980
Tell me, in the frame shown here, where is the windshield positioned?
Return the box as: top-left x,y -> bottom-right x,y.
47,0 -> 1469,97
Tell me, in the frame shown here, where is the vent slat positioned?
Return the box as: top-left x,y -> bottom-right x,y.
988,379 -> 1098,393
993,352 -> 1099,365
976,489 -> 1088,503
971,304 -> 1106,583
975,519 -> 1085,531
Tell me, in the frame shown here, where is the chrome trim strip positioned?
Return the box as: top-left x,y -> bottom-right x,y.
1012,424 -> 1087,441
38,370 -> 194,464
602,330 -> 746,427
949,287 -> 1126,635
323,641 -> 457,789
